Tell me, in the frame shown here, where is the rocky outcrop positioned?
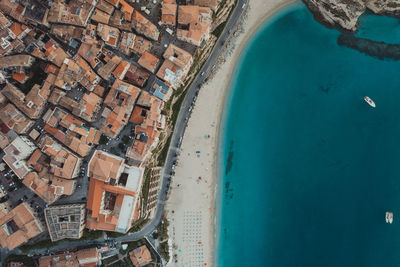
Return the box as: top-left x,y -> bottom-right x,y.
366,0 -> 400,15
303,0 -> 400,31
338,33 -> 400,60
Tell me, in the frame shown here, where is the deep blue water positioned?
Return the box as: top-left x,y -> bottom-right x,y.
218,3 -> 400,267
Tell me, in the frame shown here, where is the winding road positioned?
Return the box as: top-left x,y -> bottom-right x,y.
0,0 -> 248,263
129,0 -> 248,246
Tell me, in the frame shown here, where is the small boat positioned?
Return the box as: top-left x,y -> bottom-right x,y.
364,96 -> 376,108
386,212 -> 393,224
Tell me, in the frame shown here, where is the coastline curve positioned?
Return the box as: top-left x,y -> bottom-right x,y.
163,1 -> 301,266
213,0 -> 299,265
215,2 -> 400,266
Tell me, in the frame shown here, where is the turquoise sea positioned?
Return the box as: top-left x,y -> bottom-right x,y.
218,3 -> 400,266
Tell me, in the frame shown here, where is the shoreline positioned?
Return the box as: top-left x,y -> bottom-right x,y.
213,0 -> 298,264
165,1 -> 298,266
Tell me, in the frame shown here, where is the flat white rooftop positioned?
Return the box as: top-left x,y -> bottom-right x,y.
115,166 -> 143,233
116,195 -> 135,233
124,166 -> 142,192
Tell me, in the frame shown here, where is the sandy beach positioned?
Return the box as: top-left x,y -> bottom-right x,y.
165,0 -> 296,266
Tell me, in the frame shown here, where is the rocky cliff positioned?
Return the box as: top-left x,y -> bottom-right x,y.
303,0 -> 400,31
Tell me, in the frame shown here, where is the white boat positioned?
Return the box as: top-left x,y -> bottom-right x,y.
386,212 -> 393,224
364,96 -> 376,108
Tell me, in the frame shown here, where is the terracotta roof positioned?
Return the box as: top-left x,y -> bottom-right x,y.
37,135 -> 80,180
93,84 -> 106,97
131,10 -> 160,40
107,36 -> 117,46
2,80 -> 51,120
129,245 -> 152,267
56,55 -> 101,91
112,61 -> 130,80
0,11 -> 10,29
23,172 -> 68,204
131,36 -> 152,56
0,103 -> 34,134
98,55 -> 122,80
177,5 -> 212,46
120,0 -> 134,18
27,149 -> 41,167
118,31 -> 136,55
101,80 -> 140,138
89,151 -> 123,180
138,51 -> 159,73
86,179 -> 104,218
178,5 -> 199,24
124,64 -> 150,87
86,178 -> 136,230
91,8 -> 111,24
97,0 -> 115,14
126,125 -> 159,161
59,91 -> 103,122
0,55 -> 34,68
105,0 -> 119,6
50,24 -> 84,43
78,42 -> 101,68
9,22 -> 26,37
0,0 -> 25,23
47,0 -> 95,27
97,23 -> 119,47
161,2 -> 177,25
39,253 -> 79,267
85,218 -> 116,231
43,108 -> 99,157
76,248 -> 100,265
0,203 -> 44,250
129,106 -> 146,124
126,92 -> 163,161
163,44 -> 193,68
31,39 -> 68,67
86,150 -> 143,232
39,248 -> 99,267
45,64 -> 59,75
12,72 -> 27,83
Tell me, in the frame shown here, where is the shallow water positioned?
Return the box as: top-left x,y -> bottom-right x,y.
219,3 -> 400,266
